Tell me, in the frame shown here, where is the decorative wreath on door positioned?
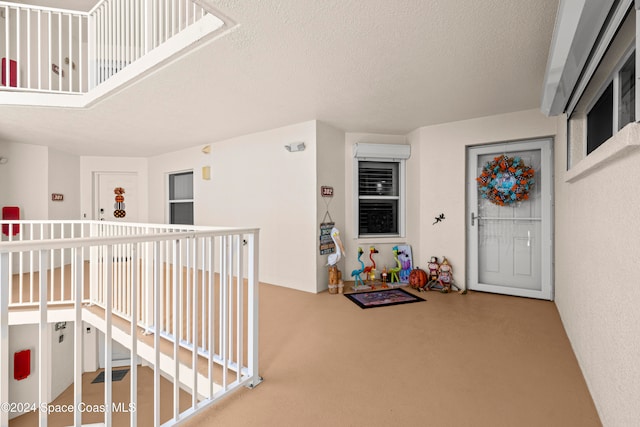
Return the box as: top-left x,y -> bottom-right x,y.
476,155 -> 535,206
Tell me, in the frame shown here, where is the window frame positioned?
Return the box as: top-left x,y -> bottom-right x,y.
583,46 -> 636,156
167,170 -> 194,225
353,157 -> 406,239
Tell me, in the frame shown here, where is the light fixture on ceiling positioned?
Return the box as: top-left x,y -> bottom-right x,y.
285,142 -> 305,152
0,157 -> 8,165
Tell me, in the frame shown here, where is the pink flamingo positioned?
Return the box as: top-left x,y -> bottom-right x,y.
362,246 -> 379,281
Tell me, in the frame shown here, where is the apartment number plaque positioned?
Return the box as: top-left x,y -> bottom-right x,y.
321,186 -> 334,197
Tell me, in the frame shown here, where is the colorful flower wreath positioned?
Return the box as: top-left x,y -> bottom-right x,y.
476,155 -> 535,206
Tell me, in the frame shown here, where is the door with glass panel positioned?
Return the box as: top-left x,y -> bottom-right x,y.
466,138 -> 553,300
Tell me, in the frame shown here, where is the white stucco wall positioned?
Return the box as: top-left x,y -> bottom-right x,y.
0,142 -> 48,219
148,121 -> 319,292
554,119 -> 640,426
415,109 -> 558,288
50,322 -> 74,401
316,122 -> 346,292
48,148 -> 80,220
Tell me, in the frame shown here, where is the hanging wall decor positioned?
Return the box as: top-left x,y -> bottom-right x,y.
476,155 -> 535,206
113,187 -> 126,218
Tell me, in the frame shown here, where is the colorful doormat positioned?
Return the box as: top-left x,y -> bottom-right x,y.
345,288 -> 425,309
91,368 -> 130,384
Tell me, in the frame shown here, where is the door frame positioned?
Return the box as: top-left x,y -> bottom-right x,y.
466,138 -> 554,300
93,171 -> 138,221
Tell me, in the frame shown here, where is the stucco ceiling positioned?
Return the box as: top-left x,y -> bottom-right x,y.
0,0 -> 559,157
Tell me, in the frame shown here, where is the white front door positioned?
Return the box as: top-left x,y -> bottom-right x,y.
466,138 -> 553,300
94,172 -> 138,222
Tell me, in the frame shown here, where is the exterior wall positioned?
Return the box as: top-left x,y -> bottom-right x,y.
316,122 -> 346,292
0,141 -> 48,219
48,148 -> 80,220
555,118 -> 640,426
148,121 -> 318,292
415,109 -> 558,289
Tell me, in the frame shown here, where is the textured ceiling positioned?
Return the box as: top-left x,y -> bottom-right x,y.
0,0 -> 559,156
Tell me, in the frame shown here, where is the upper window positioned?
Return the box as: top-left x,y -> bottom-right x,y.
586,52 -> 635,155
353,143 -> 410,238
168,171 -> 194,225
565,7 -> 636,169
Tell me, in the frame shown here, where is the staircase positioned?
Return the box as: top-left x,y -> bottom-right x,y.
0,220 -> 261,427
0,0 -> 228,107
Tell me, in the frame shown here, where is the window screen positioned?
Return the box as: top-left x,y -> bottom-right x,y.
587,82 -> 613,155
358,161 -> 399,236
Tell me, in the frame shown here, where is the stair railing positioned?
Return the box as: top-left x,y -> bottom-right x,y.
0,220 -> 261,427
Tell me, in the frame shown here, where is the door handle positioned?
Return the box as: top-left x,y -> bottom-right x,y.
471,212 -> 481,226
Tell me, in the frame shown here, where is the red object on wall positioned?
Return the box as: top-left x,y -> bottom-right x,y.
1,58 -> 17,87
2,206 -> 20,236
14,349 -> 30,380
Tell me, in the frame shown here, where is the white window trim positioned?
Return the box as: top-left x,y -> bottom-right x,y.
352,143 -> 410,239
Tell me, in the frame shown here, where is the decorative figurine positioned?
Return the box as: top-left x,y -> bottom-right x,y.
389,247 -> 402,284
409,267 -> 428,291
436,257 -> 461,293
362,246 -> 379,282
398,249 -> 412,283
381,266 -> 389,288
351,247 -> 368,290
326,227 -> 345,266
327,227 -> 346,294
426,256 -> 440,290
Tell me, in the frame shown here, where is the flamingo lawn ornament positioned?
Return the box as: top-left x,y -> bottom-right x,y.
362,246 -> 379,282
389,246 -> 402,283
326,227 -> 346,266
351,247 -> 366,288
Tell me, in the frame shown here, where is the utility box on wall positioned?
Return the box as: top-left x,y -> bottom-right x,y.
14,349 -> 30,381
1,58 -> 18,87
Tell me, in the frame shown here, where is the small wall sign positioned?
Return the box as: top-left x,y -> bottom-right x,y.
321,186 -> 334,197
51,193 -> 64,201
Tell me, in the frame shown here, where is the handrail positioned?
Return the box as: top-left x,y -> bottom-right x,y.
0,226 -> 259,253
0,1 -> 90,16
0,219 -> 261,426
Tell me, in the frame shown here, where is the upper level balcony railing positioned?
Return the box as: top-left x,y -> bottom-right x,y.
0,0 -> 226,106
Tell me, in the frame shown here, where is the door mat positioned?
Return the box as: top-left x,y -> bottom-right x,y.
345,288 -> 425,309
91,368 -> 130,384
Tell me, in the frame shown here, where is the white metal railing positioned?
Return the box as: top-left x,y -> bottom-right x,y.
0,2 -> 88,93
0,220 -> 261,427
0,0 -> 211,95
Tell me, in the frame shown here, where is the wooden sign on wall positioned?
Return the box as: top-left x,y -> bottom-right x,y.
51,193 -> 64,201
